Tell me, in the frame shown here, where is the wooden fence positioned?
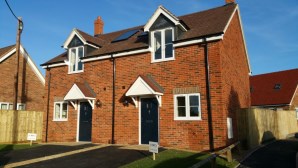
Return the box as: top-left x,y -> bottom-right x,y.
0,110 -> 43,143
237,108 -> 297,149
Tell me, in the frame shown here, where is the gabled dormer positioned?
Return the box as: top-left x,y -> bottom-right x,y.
63,25 -> 102,74
144,6 -> 187,63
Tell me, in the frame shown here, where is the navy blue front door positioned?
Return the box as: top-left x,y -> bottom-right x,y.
79,102 -> 92,141
141,98 -> 158,144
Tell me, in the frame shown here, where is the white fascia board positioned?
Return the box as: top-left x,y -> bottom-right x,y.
223,5 -> 251,73
42,62 -> 67,69
86,43 -> 99,49
20,46 -> 45,85
173,35 -> 223,48
0,45 -> 45,85
113,48 -> 150,57
82,49 -> 150,63
63,29 -> 87,49
144,6 -> 187,32
0,48 -> 16,63
289,85 -> 298,106
82,55 -> 111,63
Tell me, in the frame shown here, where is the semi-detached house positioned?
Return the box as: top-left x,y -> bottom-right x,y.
41,1 -> 251,151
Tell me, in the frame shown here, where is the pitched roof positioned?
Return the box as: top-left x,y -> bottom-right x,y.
42,3 -> 237,66
0,45 -> 45,85
139,74 -> 164,93
126,74 -> 164,97
0,45 -> 15,58
250,68 -> 298,106
64,82 -> 96,100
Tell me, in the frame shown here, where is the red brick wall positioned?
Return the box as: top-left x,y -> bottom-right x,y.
218,11 -> 251,147
0,51 -> 44,111
43,11 -> 250,151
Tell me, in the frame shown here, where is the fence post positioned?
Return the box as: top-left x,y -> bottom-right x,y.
227,149 -> 232,162
211,157 -> 217,168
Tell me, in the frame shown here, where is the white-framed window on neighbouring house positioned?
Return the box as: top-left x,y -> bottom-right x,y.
296,107 -> 298,119
174,93 -> 201,120
69,46 -> 84,73
53,102 -> 68,121
151,28 -> 174,62
0,102 -> 13,110
17,103 -> 26,110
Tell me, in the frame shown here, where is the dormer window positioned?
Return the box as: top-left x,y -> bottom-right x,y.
69,46 -> 84,73
152,28 -> 174,62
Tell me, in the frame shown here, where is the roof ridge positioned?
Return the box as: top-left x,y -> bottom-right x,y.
75,4 -> 236,38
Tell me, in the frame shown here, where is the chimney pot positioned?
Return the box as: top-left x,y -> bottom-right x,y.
225,0 -> 235,4
94,16 -> 104,36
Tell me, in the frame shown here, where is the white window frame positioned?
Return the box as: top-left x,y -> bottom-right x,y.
296,107 -> 298,119
17,103 -> 26,110
68,46 -> 84,74
53,101 -> 68,121
174,93 -> 201,120
0,102 -> 13,110
151,28 -> 175,63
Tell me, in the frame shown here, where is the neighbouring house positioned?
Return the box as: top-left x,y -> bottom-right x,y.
41,1 -> 250,151
0,44 -> 45,111
250,68 -> 298,112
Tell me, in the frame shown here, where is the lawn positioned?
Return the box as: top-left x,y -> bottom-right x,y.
121,149 -> 238,168
0,144 -> 39,152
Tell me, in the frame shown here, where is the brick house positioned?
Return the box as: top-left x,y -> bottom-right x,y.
250,69 -> 298,113
0,45 -> 45,111
41,2 -> 250,151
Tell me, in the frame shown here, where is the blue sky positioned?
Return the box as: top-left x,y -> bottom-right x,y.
1,0 -> 297,75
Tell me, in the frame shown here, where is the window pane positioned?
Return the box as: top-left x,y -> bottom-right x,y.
165,29 -> 173,58
62,103 -> 68,119
177,96 -> 185,106
165,29 -> 172,44
165,44 -> 173,58
55,103 -> 61,119
9,104 -> 13,110
190,107 -> 199,117
18,104 -> 25,110
78,47 -> 83,70
189,96 -> 199,106
178,107 -> 186,117
70,49 -> 76,72
1,104 -> 8,110
154,31 -> 162,60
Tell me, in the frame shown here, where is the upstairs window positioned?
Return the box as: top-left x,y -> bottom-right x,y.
152,28 -> 174,62
69,46 -> 84,73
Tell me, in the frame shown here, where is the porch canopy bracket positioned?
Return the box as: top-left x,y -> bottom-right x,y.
125,75 -> 164,108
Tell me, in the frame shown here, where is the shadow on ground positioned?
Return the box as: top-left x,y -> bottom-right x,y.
240,139 -> 298,168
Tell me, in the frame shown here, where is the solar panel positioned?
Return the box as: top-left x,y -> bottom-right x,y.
112,29 -> 139,42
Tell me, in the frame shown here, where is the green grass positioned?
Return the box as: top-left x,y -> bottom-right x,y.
0,144 -> 39,152
121,149 -> 238,168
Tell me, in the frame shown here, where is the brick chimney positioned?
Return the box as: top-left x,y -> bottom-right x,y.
94,16 -> 104,36
225,0 -> 235,4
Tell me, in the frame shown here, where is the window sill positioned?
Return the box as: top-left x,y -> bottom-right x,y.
68,70 -> 84,74
53,119 -> 68,122
174,117 -> 202,121
151,58 -> 175,63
